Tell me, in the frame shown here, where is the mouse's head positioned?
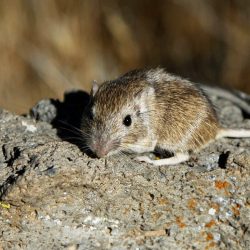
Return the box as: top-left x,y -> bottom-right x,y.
81,78 -> 155,158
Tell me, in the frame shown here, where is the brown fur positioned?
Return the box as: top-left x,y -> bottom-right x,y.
81,68 -> 221,159
153,78 -> 219,153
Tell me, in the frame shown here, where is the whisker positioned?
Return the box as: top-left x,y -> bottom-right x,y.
117,151 -> 134,168
79,145 -> 92,151
57,124 -> 92,139
57,120 -> 83,133
59,136 -> 86,143
57,125 -> 82,135
57,119 -> 92,137
106,145 -> 135,167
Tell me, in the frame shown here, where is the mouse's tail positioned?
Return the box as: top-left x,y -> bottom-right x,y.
216,128 -> 250,139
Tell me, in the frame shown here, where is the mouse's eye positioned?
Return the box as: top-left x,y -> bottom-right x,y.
123,115 -> 132,127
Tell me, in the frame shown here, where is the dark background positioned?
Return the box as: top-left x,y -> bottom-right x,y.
1,0 -> 250,114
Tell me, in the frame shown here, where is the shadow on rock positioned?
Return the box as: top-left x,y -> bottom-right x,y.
29,90 -> 94,156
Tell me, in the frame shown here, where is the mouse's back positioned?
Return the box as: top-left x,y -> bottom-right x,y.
148,69 -> 220,153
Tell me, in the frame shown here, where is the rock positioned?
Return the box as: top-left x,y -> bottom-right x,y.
30,99 -> 58,123
0,91 -> 249,249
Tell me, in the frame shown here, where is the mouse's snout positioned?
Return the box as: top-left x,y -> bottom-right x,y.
90,139 -> 119,158
91,143 -> 108,158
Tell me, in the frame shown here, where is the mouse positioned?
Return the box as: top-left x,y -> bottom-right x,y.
81,68 -> 250,166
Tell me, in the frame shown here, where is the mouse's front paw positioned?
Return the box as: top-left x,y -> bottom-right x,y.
135,156 -> 153,164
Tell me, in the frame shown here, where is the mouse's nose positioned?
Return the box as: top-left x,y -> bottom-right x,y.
95,147 -> 108,158
90,142 -> 109,158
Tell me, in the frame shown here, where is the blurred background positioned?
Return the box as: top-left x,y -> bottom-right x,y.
0,0 -> 250,114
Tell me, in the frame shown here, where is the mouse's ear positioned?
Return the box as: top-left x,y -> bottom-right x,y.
134,86 -> 155,112
135,86 -> 155,100
90,80 -> 99,96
